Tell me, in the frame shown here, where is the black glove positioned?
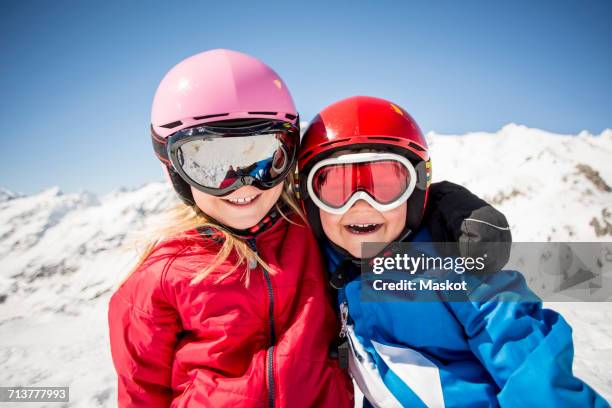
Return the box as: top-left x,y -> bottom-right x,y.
426,181 -> 512,273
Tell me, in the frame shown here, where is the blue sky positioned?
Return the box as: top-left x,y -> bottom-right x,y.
1,0 -> 611,195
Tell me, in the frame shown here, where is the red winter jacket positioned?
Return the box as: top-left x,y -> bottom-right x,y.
108,213 -> 353,407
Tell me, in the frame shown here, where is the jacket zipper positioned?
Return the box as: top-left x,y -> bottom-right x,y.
339,301 -> 349,339
247,238 -> 276,408
338,288 -> 349,339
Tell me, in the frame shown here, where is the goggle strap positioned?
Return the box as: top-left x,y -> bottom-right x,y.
179,120 -> 298,137
151,126 -> 171,166
414,159 -> 432,190
167,166 -> 196,206
292,168 -> 301,199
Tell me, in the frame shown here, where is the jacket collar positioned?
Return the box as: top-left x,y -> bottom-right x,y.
325,227 -> 435,289
196,202 -> 288,242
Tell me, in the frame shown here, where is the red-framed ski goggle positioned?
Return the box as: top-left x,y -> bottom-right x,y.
306,152 -> 419,214
152,120 -> 299,196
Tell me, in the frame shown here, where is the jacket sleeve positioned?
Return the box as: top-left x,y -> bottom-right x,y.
449,271 -> 609,407
108,254 -> 182,408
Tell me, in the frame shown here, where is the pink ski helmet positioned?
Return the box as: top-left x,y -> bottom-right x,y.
150,49 -> 298,205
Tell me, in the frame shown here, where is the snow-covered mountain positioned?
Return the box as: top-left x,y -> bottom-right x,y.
428,123 -> 612,241
0,124 -> 610,406
0,183 -> 179,407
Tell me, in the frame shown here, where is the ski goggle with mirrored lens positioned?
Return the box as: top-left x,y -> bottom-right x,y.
306,152 -> 418,214
152,121 -> 299,196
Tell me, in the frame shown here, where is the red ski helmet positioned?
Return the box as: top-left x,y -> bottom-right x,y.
297,96 -> 432,240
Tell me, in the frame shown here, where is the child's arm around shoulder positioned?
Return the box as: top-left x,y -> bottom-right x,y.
427,181 -> 511,272
427,181 -> 510,242
108,242 -> 184,407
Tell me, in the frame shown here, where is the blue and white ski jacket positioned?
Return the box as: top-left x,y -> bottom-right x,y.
324,227 -> 609,408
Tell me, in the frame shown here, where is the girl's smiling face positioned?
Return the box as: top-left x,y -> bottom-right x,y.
320,199 -> 407,258
191,184 -> 283,230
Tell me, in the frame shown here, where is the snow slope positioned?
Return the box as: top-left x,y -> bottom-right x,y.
0,124 -> 610,407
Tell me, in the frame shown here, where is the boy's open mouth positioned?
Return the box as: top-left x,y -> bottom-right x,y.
345,223 -> 382,234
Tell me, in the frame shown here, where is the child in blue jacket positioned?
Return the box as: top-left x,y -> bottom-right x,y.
297,96 -> 609,408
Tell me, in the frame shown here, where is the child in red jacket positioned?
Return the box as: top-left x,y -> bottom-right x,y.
107,49 -> 353,408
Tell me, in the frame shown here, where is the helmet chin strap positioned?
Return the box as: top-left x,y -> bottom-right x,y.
167,166 -> 196,206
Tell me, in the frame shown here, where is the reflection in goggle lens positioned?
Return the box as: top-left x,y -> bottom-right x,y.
177,133 -> 291,189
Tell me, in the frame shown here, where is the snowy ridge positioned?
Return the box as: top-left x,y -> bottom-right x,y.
0,182 -> 177,317
0,124 -> 610,406
428,124 -> 612,241
0,187 -> 24,203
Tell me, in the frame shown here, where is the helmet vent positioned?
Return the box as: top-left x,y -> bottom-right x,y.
409,142 -> 426,152
285,113 -> 297,120
160,120 -> 183,129
193,113 -> 230,120
367,136 -> 400,142
366,136 -> 426,152
204,118 -> 272,128
320,138 -> 350,147
248,111 -> 277,115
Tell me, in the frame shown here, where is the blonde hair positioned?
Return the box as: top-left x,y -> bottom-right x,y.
121,172 -> 306,288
